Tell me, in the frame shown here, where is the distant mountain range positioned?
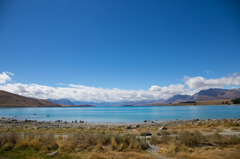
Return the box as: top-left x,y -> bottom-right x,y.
48,88 -> 240,106
0,90 -> 59,107
144,88 -> 240,105
47,98 -> 74,105
72,100 -> 162,106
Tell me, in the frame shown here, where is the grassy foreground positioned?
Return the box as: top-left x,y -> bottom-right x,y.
0,119 -> 240,159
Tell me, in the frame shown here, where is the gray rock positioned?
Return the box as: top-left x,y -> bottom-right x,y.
158,126 -> 167,131
197,122 -> 202,126
126,125 -> 132,129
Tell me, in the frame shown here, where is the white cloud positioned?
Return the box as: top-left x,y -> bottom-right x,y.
184,75 -> 240,89
206,70 -> 211,74
1,71 -> 240,103
228,72 -> 238,77
6,71 -> 14,76
0,82 -> 195,102
0,72 -> 12,84
56,83 -> 65,85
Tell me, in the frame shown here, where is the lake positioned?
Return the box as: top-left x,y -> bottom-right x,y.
0,105 -> 240,123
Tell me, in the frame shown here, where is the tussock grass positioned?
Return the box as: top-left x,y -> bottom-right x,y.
0,132 -> 58,152
0,132 -> 18,148
0,132 -> 149,159
205,133 -> 240,146
158,131 -> 240,159
1,119 -> 240,159
178,130 -> 204,147
150,136 -> 162,145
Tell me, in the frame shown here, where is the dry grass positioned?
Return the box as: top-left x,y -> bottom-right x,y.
158,131 -> 240,159
0,119 -> 240,158
88,151 -> 155,159
0,132 -> 151,158
178,130 -> 205,147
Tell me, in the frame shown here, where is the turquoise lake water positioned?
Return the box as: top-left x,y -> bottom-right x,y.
0,105 -> 240,123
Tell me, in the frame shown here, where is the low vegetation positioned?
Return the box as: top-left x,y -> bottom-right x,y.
231,98 -> 240,104
158,131 -> 240,159
0,132 -> 150,159
0,119 -> 240,158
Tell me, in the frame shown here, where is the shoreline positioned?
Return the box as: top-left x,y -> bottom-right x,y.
1,117 -> 239,129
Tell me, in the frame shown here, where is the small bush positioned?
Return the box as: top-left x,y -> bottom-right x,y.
150,136 -> 161,145
136,138 -> 149,150
160,130 -> 171,136
179,130 -> 205,147
0,132 -> 19,148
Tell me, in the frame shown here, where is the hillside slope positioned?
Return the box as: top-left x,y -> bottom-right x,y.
0,90 -> 59,107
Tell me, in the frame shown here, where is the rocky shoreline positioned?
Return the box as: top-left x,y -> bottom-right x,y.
0,117 -> 239,129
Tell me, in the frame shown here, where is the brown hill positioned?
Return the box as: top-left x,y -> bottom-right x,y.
0,90 -> 59,107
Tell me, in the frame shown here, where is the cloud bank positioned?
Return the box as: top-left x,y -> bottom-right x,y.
184,73 -> 240,89
0,71 -> 240,102
0,83 -> 193,103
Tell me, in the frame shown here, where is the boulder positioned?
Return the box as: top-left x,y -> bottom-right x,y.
158,127 -> 167,131
126,125 -> 132,129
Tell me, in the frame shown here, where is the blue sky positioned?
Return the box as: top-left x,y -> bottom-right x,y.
0,0 -> 240,102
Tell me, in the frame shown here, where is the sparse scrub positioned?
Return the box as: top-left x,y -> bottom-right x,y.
179,130 -> 205,147
1,119 -> 240,159
0,132 -> 18,149
205,133 -> 240,146
171,129 -> 178,134
160,130 -> 171,136
150,135 -> 161,144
